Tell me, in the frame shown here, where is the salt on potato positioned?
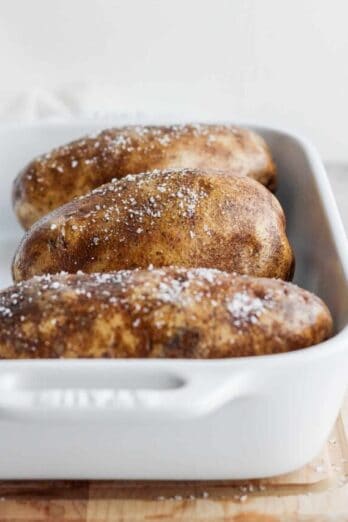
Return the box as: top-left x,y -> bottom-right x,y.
0,268 -> 332,359
13,124 -> 276,229
12,169 -> 294,282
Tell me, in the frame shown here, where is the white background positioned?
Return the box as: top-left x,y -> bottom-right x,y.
0,0 -> 347,161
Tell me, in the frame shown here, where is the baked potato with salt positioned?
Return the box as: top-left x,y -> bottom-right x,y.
0,268 -> 332,359
13,124 -> 277,229
12,169 -> 294,282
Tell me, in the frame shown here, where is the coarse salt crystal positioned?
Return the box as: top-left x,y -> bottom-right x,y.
227,292 -> 265,325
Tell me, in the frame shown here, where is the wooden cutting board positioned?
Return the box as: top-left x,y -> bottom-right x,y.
0,397 -> 347,522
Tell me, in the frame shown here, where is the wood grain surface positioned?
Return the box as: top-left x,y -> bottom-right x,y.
0,164 -> 346,521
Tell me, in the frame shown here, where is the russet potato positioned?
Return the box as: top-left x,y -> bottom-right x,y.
12,169 -> 294,282
13,124 -> 277,229
0,268 -> 332,359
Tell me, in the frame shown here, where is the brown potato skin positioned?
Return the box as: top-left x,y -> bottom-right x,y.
0,268 -> 332,359
12,169 -> 294,282
13,124 -> 277,229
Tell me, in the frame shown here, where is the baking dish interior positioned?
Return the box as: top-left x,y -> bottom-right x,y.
0,121 -> 347,344
261,127 -> 348,334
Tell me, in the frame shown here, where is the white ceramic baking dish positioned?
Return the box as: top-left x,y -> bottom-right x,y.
0,120 -> 347,480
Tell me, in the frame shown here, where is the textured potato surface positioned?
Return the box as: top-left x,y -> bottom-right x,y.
13,124 -> 277,229
12,169 -> 294,282
0,268 -> 332,359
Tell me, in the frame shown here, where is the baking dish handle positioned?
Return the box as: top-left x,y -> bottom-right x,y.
0,369 -> 252,423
